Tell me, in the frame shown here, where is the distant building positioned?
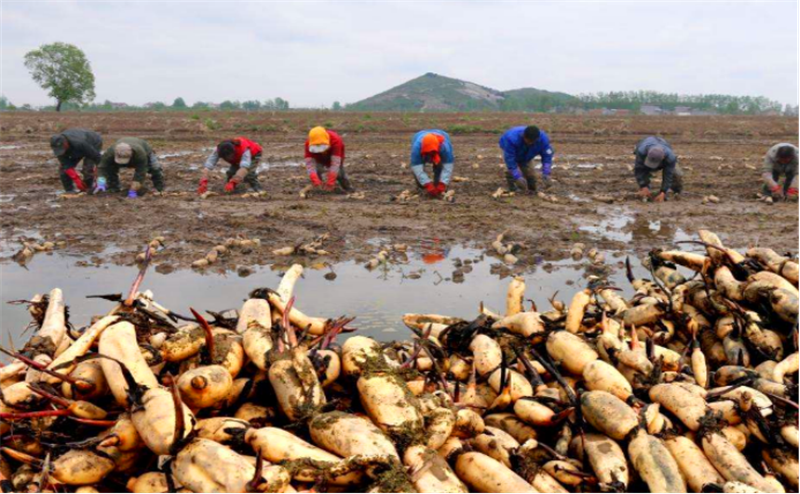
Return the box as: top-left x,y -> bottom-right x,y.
587,108 -> 606,116
613,109 -> 632,116
640,105 -> 663,115
674,106 -> 692,116
110,102 -> 129,109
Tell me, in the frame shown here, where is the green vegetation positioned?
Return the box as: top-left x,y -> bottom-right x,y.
24,42 -> 96,111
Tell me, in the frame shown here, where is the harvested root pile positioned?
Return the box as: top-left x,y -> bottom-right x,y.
272,234 -> 331,257
192,236 -> 261,269
12,240 -> 60,266
1,229 -> 797,493
491,232 -> 525,265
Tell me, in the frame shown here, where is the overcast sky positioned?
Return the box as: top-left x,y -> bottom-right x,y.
2,1 -> 797,107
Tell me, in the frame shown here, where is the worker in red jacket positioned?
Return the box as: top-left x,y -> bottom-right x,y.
305,127 -> 354,192
197,137 -> 263,194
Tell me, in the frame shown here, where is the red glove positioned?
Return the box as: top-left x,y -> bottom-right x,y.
65,168 -> 87,192
436,183 -> 447,195
424,183 -> 438,197
771,184 -> 782,193
325,173 -> 337,190
788,187 -> 798,197
197,178 -> 208,195
310,173 -> 323,187
224,181 -> 236,193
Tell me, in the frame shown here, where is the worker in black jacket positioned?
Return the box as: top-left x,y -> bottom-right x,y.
49,128 -> 103,193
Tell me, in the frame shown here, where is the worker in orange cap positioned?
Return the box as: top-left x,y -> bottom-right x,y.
304,126 -> 353,192
410,129 -> 454,198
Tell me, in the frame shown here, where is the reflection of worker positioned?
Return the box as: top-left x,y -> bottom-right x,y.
410,130 -> 454,198
762,143 -> 798,200
95,138 -> 164,198
305,127 -> 353,192
50,128 -> 103,193
633,136 -> 683,202
198,137 -> 263,194
499,126 -> 554,193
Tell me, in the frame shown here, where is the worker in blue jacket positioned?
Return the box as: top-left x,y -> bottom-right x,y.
499,126 -> 554,193
410,129 -> 454,198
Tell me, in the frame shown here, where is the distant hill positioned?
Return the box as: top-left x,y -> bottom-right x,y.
347,73 -> 576,112
347,73 -> 506,111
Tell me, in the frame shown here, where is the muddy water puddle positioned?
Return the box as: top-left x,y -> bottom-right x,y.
0,240 -> 687,351
577,206 -> 694,244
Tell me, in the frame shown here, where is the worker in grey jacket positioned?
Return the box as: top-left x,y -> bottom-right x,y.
633,136 -> 683,202
762,143 -> 798,200
50,128 -> 103,193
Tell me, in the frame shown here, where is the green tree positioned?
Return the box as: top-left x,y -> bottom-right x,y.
220,100 -> 241,110
242,100 -> 261,111
274,97 -> 289,110
332,101 -> 342,111
0,96 -> 13,110
24,42 -> 96,111
172,97 -> 187,109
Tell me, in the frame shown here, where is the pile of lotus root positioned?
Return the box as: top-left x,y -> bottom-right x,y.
0,229 -> 797,493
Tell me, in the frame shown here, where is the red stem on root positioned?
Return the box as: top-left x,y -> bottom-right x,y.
0,348 -> 92,392
190,308 -> 216,362
0,409 -> 70,420
125,245 -> 152,307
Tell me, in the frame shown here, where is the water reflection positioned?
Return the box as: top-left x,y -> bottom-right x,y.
0,243 -> 665,351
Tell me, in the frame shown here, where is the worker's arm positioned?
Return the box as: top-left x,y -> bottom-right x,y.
660,163 -> 675,193
411,163 -> 433,186
440,162 -> 454,186
230,150 -> 251,183
325,140 -> 345,187
762,155 -> 781,192
634,163 -> 651,189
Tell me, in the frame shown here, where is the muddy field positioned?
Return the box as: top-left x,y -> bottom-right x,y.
1,111 -> 797,274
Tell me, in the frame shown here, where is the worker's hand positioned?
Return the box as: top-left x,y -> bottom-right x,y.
127,190 -> 138,199
787,187 -> 798,201
93,177 -> 107,194
770,184 -> 784,199
324,175 -> 336,191
436,182 -> 447,195
637,187 -> 651,198
542,174 -> 552,189
197,178 -> 208,195
224,181 -> 237,194
310,173 -> 323,187
424,182 -> 439,198
65,168 -> 87,192
653,192 -> 666,203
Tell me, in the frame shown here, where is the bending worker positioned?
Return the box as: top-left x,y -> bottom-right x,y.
498,125 -> 554,193
49,128 -> 103,193
95,137 -> 165,198
305,126 -> 353,192
410,129 -> 454,198
762,143 -> 798,200
198,137 -> 263,194
633,135 -> 683,202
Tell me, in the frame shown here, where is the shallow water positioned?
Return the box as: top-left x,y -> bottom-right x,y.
0,242 -> 674,352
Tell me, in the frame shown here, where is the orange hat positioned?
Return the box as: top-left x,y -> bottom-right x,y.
308,127 -> 330,153
421,133 -> 444,164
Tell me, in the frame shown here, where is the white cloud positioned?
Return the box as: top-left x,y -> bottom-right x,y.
1,0 -> 797,107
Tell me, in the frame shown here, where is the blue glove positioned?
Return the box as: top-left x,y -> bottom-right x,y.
127,189 -> 138,199
511,168 -> 523,181
94,177 -> 107,194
